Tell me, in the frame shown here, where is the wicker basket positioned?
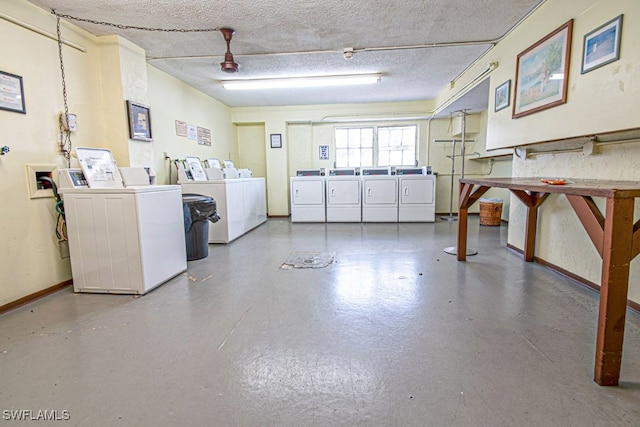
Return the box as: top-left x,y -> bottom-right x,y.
479,198 -> 503,226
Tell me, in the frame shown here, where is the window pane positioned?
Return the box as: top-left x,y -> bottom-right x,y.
348,128 -> 360,143
335,129 -> 348,148
403,150 -> 415,166
336,148 -> 348,167
348,149 -> 360,167
362,128 -> 373,141
378,129 -> 389,147
348,137 -> 361,148
378,151 -> 390,167
390,150 -> 402,166
361,149 -> 373,167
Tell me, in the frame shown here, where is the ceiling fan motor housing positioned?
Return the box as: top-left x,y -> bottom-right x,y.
220,28 -> 238,73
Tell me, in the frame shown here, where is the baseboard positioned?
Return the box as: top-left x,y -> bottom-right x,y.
506,244 -> 640,313
267,214 -> 290,218
0,279 -> 72,315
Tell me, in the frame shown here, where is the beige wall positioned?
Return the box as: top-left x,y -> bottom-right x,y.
5,0 -> 637,307
233,103 -> 510,218
236,124 -> 266,178
484,0 -> 639,149
445,0 -> 640,303
232,101 -> 438,215
0,0 -> 235,306
0,1 -> 106,306
146,65 -> 236,185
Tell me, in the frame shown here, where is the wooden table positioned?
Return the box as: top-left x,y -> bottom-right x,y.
456,177 -> 640,386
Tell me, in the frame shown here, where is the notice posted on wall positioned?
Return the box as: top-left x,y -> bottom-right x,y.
175,120 -> 187,137
187,125 -> 197,140
197,127 -> 211,146
319,145 -> 329,160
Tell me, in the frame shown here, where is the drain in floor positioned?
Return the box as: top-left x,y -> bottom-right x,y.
281,252 -> 335,269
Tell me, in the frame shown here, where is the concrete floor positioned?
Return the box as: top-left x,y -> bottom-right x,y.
1,218 -> 640,426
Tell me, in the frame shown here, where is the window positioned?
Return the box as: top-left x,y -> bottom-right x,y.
334,125 -> 417,168
377,126 -> 416,167
335,127 -> 374,168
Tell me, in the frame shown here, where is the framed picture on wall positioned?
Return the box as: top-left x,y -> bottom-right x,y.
512,20 -> 573,119
270,134 -> 282,148
494,80 -> 511,112
581,15 -> 623,74
126,101 -> 152,141
0,71 -> 26,114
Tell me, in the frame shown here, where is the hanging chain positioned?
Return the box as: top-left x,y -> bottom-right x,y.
55,11 -> 72,166
51,10 -> 221,33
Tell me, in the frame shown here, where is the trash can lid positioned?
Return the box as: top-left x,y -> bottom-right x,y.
479,198 -> 503,203
182,194 -> 214,203
182,193 -> 219,230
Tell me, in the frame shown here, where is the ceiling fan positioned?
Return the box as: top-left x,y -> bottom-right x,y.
219,28 -> 238,73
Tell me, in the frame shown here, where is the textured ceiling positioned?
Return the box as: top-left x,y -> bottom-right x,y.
27,0 -> 544,113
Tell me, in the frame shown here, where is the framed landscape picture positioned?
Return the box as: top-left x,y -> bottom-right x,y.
512,20 -> 573,119
581,15 -> 623,74
494,80 -> 511,112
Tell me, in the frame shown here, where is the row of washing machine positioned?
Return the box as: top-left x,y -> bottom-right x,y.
290,167 -> 436,223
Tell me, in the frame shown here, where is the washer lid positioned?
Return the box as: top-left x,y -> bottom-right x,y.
75,147 -> 124,188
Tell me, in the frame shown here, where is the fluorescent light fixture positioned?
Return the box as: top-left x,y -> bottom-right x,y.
221,74 -> 381,90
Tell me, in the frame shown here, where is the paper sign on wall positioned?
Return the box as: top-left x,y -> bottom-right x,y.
319,145 -> 329,160
175,120 -> 187,137
187,125 -> 197,140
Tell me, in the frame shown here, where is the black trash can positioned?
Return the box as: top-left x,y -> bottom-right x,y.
182,194 -> 220,261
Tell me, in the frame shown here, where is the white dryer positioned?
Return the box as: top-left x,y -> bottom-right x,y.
326,168 -> 361,222
397,167 -> 436,222
361,167 -> 398,222
290,170 -> 326,222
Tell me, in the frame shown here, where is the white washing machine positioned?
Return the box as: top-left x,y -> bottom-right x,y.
290,170 -> 326,222
397,167 -> 436,222
59,148 -> 187,295
326,168 -> 361,222
361,167 -> 398,222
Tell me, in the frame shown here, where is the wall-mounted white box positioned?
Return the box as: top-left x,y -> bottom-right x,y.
451,114 -> 480,136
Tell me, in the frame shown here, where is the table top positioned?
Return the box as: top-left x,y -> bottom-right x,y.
459,177 -> 640,198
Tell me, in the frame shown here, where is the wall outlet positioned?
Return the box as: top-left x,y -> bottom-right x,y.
26,164 -> 57,199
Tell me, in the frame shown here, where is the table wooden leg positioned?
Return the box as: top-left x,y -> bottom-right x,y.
456,183 -> 489,261
457,203 -> 469,261
524,206 -> 538,262
510,191 -> 549,262
594,197 -> 634,386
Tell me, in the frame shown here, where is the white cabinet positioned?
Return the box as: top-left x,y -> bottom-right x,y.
181,178 -> 267,243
